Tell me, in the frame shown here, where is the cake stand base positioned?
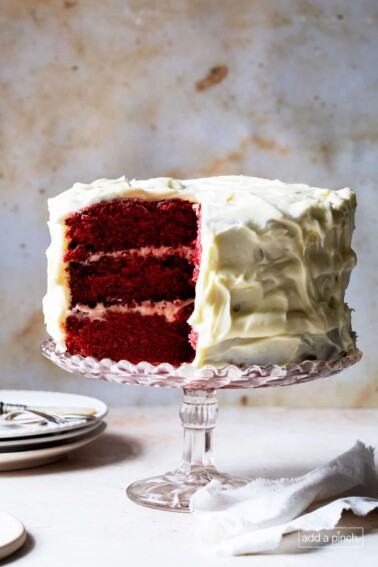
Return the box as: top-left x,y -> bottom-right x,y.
126,389 -> 247,512
127,466 -> 246,512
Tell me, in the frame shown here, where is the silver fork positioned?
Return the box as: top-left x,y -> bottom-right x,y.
3,408 -> 67,425
0,402 -> 96,417
0,402 -> 97,427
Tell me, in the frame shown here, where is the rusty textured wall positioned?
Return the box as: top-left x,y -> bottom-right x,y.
0,0 -> 377,407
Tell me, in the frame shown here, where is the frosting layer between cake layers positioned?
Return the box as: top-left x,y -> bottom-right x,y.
43,175 -> 357,367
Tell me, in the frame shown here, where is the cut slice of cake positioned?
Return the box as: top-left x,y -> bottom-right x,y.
43,176 -> 357,367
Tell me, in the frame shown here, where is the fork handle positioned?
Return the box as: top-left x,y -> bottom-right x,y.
0,402 -> 27,414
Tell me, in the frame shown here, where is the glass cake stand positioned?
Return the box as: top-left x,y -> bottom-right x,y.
41,339 -> 361,512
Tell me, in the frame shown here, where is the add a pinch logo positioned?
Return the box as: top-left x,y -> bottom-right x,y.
298,528 -> 364,548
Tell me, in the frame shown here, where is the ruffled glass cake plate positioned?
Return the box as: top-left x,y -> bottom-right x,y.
41,339 -> 362,513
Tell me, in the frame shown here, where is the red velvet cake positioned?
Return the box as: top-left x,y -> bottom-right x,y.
63,198 -> 200,364
43,176 -> 357,368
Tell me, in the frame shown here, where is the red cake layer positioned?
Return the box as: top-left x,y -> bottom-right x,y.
68,254 -> 195,307
64,197 -> 201,365
65,198 -> 197,263
65,306 -> 195,364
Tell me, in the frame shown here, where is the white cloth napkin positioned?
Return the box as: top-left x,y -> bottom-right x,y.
190,441 -> 378,556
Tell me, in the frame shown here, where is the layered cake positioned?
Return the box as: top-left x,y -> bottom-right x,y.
43,176 -> 357,367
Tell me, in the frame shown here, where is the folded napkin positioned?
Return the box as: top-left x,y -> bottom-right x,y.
190,441 -> 378,555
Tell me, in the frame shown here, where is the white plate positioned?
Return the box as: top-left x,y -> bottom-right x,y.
0,420 -> 103,450
0,391 -> 107,439
0,422 -> 106,472
0,511 -> 26,560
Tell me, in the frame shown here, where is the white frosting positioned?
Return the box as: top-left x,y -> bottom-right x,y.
85,245 -> 194,264
70,299 -> 194,323
43,175 -> 357,367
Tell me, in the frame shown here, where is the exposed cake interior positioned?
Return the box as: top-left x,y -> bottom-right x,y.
63,198 -> 200,364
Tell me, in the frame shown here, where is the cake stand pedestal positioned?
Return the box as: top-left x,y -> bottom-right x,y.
41,340 -> 361,512
127,388 -> 247,511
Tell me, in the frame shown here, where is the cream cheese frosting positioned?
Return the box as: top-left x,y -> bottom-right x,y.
70,299 -> 194,323
43,175 -> 357,367
84,245 -> 194,264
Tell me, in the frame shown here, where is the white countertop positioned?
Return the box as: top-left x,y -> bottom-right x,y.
1,407 -> 377,566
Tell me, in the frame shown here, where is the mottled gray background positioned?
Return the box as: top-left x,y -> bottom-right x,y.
1,0 -> 377,407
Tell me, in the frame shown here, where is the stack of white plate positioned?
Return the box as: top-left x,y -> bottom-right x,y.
0,391 -> 107,472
